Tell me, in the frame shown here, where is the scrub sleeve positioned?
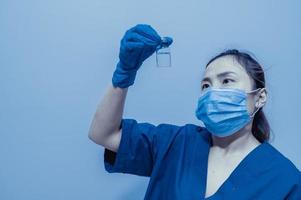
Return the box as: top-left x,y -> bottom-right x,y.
104,118 -> 178,177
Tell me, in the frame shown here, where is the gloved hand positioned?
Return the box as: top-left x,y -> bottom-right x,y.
112,24 -> 173,88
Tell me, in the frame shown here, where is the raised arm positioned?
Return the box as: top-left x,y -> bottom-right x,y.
88,24 -> 172,152
88,84 -> 128,152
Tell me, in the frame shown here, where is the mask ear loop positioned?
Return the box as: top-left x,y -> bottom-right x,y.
250,106 -> 260,118
246,87 -> 262,94
248,88 -> 265,118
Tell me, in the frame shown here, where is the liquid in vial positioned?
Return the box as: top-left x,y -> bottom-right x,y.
156,37 -> 172,67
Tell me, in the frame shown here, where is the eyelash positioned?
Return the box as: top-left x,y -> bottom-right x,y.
201,78 -> 235,90
201,83 -> 209,90
223,78 -> 234,84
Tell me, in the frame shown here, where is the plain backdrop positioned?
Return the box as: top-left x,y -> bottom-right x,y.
1,0 -> 300,199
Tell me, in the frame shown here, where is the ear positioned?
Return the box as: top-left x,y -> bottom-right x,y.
256,88 -> 267,108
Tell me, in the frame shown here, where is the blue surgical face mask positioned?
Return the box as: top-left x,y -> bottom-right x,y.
195,88 -> 263,137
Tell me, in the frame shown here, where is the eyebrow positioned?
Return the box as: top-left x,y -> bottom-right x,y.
201,71 -> 237,83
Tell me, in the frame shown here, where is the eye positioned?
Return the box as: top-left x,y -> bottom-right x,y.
223,78 -> 234,84
201,83 -> 210,90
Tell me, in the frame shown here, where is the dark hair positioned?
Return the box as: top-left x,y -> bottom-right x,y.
205,49 -> 271,143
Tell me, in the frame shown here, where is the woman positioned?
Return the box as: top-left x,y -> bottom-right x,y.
88,24 -> 301,199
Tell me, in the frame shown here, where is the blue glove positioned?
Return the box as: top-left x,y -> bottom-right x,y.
112,24 -> 173,88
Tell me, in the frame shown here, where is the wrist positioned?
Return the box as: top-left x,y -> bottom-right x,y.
112,62 -> 137,88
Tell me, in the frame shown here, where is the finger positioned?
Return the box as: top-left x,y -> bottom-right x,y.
121,39 -> 144,51
127,32 -> 160,47
125,41 -> 145,50
132,24 -> 161,42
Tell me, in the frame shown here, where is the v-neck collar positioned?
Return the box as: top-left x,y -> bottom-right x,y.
201,134 -> 270,200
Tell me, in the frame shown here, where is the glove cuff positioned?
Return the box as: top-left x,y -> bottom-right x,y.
112,62 -> 138,88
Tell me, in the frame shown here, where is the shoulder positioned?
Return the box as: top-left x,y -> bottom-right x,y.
119,119 -> 212,155
266,143 -> 301,181
159,122 -> 210,137
145,120 -> 209,138
149,121 -> 211,149
169,122 -> 211,145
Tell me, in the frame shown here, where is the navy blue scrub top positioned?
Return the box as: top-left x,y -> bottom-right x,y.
104,118 -> 301,200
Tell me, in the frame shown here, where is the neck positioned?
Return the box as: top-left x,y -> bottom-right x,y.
210,123 -> 261,155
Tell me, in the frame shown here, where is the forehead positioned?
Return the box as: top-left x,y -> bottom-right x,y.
204,55 -> 249,78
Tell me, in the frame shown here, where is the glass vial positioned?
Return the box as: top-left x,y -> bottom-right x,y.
156,37 -> 171,67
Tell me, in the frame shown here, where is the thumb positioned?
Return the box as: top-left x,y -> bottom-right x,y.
157,37 -> 173,49
162,37 -> 173,47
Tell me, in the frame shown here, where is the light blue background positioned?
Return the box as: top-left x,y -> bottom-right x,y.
1,0 -> 300,199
